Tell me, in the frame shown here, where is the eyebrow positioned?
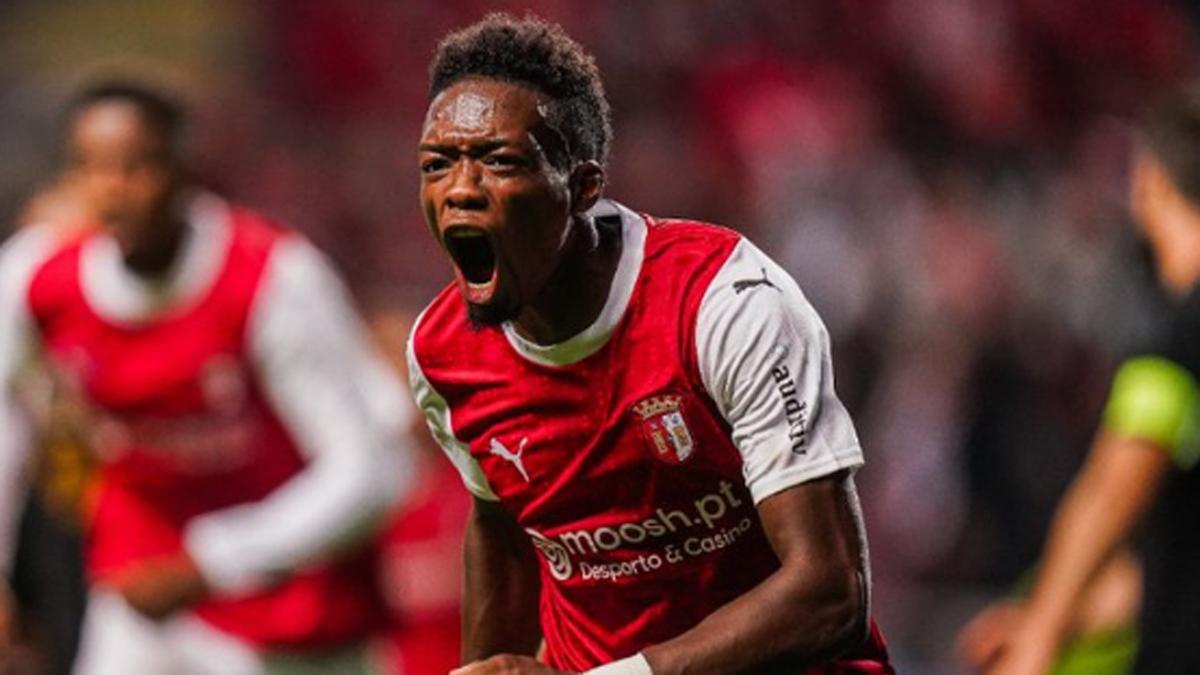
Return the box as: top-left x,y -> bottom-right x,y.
418,139 -> 510,154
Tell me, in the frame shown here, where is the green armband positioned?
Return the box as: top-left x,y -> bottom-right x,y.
1102,356 -> 1200,468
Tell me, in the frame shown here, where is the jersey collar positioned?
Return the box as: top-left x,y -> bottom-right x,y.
502,199 -> 647,367
80,191 -> 233,325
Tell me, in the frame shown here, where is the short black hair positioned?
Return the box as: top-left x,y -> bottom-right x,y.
1140,85 -> 1200,205
66,80 -> 185,152
430,13 -> 612,170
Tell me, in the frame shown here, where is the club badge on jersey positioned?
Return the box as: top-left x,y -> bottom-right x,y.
632,393 -> 695,464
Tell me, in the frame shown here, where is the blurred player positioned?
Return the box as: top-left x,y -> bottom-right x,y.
0,81 -> 412,674
370,310 -> 470,675
407,14 -> 892,674
961,86 -> 1200,674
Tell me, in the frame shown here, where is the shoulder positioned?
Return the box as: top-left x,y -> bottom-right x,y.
19,225 -> 88,317
407,283 -> 470,371
224,203 -> 295,259
642,215 -> 742,267
636,214 -> 744,317
697,237 -> 824,341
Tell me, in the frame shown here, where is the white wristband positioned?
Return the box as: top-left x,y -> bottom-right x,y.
584,653 -> 653,675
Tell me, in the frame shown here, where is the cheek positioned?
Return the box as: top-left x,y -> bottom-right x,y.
130,172 -> 172,209
510,190 -> 570,254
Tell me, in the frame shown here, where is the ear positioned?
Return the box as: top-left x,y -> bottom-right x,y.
569,161 -> 605,215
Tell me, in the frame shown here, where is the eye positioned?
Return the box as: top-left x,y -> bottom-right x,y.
421,157 -> 451,175
483,153 -> 526,170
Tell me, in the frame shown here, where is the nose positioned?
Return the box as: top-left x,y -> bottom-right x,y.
444,159 -> 487,211
84,163 -> 134,203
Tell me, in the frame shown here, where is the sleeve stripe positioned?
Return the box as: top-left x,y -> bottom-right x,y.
1103,355 -> 1200,468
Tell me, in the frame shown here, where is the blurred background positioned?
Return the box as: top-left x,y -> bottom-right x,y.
1,0 -> 1198,673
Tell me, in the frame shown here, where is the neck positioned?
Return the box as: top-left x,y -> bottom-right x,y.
124,215 -> 188,280
512,214 -> 622,345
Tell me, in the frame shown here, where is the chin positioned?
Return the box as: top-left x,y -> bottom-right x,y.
466,298 -> 519,330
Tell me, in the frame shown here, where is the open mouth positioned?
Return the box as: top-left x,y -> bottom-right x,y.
444,227 -> 497,286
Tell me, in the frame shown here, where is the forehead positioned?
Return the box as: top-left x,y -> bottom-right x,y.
70,101 -> 163,151
423,78 -> 545,139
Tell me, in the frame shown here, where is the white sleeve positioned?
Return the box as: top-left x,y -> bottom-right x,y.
696,238 -> 864,505
405,313 -> 499,502
0,227 -> 58,578
182,238 -> 413,593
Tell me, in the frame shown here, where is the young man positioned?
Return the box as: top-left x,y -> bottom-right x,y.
968,87 -> 1200,675
0,82 -> 411,674
407,14 -> 892,674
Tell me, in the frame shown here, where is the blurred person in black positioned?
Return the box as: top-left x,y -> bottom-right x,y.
962,85 -> 1200,674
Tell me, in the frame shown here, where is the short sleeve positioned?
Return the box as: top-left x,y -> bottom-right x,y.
406,313 -> 500,501
696,238 -> 863,504
1101,289 -> 1200,468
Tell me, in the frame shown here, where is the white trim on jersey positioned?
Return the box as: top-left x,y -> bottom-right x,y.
695,238 -> 864,504
585,653 -> 654,675
184,237 -> 411,593
501,199 -> 647,367
0,224 -> 61,577
406,311 -> 500,502
80,192 -> 232,324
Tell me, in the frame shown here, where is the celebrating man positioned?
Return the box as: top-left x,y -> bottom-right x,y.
408,14 -> 892,674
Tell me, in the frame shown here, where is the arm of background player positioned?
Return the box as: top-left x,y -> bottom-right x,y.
182,237 -> 412,593
985,355 -> 1191,675
642,471 -> 868,674
461,496 -> 543,661
0,228 -> 56,645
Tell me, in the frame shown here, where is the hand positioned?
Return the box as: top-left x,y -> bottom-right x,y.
957,600 -> 1024,670
984,635 -> 1059,675
450,654 -> 574,675
105,553 -> 209,620
979,618 -> 1061,675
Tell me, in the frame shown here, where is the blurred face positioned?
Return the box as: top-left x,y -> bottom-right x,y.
419,78 -> 575,325
67,101 -> 180,264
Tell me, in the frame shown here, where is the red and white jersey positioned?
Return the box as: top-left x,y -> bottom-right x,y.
0,193 -> 411,649
408,200 -> 891,671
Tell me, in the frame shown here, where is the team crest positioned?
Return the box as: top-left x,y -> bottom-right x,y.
632,393 -> 695,464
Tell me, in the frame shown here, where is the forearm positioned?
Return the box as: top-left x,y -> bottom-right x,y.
1020,433 -> 1166,646
184,445 -> 399,591
646,474 -> 869,674
644,564 -> 865,674
462,498 -> 543,661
